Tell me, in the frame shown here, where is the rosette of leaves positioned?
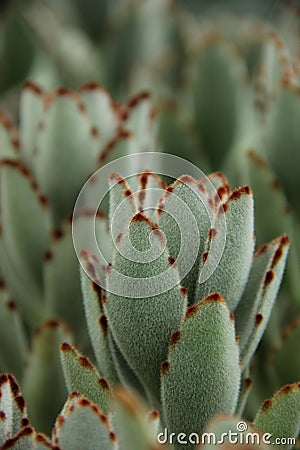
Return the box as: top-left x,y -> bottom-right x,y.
0,81 -> 155,432
59,170 -> 299,449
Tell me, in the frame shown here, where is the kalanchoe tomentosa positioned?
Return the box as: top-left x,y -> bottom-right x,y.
58,169 -> 298,449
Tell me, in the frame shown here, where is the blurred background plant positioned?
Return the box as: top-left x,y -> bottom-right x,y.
0,0 -> 300,442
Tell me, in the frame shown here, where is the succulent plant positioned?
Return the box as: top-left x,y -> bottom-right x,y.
59,169 -> 299,448
0,81 -> 155,431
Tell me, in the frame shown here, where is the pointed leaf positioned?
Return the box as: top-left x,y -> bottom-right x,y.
78,82 -> 120,153
53,392 -> 116,450
0,374 -> 27,444
1,426 -> 34,450
235,235 -> 289,369
60,342 -> 111,415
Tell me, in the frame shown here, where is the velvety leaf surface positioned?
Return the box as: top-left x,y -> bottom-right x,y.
161,293 -> 240,450
34,90 -> 97,226
235,235 -> 289,369
195,187 -> 254,311
0,287 -> 27,380
81,269 -> 119,385
53,392 -> 115,450
22,321 -> 71,434
60,342 -> 111,415
105,213 -> 187,406
254,383 -> 300,450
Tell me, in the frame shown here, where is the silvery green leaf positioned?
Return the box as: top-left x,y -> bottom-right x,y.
60,342 -> 111,415
157,175 -> 211,303
245,150 -> 300,304
190,37 -> 246,169
0,160 -> 50,302
43,221 -> 86,343
0,287 -> 27,380
272,317 -> 300,386
265,84 -> 300,219
1,426 -> 34,450
78,82 -> 120,154
108,172 -> 136,234
105,213 -> 187,406
19,81 -> 44,169
112,387 -> 158,450
254,383 -> 300,450
161,293 -> 240,449
53,392 -> 116,450
34,89 -> 97,226
0,374 -> 27,444
22,320 -> 71,434
80,269 -> 119,385
0,113 -> 19,158
235,235 -> 289,369
123,92 -> 156,155
107,331 -> 146,399
195,187 -> 254,311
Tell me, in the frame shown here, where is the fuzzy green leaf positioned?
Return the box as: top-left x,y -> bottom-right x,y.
1,426 -> 35,450
0,160 -> 50,296
245,150 -> 300,304
78,83 -> 120,154
0,374 -> 27,444
190,38 -> 246,169
161,293 -> 240,449
112,388 -> 158,450
195,187 -> 254,310
60,342 -> 111,415
235,235 -> 289,369
53,392 -> 115,450
22,321 -> 71,434
34,91 -> 97,226
19,82 -> 44,169
43,222 -> 86,343
80,269 -> 119,385
272,317 -> 300,386
105,213 -> 187,406
265,85 -> 300,219
107,331 -> 146,399
157,175 -> 211,303
254,383 -> 300,449
0,289 -> 27,380
0,114 -> 19,158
